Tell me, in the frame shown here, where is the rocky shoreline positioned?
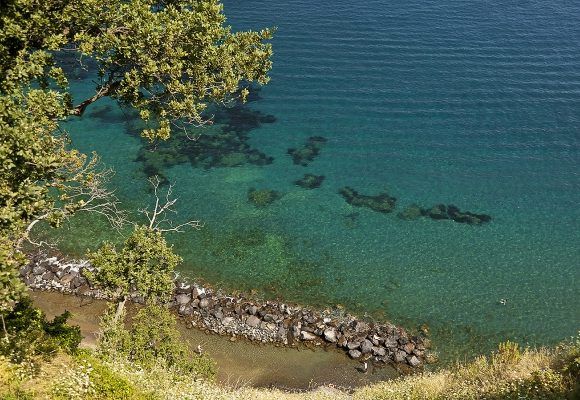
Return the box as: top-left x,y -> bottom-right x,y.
21,253 -> 431,369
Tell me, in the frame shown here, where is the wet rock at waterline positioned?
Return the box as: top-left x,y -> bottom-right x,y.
22,253 -> 430,370
339,187 -> 397,213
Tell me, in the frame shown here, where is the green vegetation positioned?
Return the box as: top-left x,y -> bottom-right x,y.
1,0 -> 270,396
0,337 -> 578,399
1,1 -> 578,399
96,302 -> 216,380
86,226 -> 181,321
0,297 -> 81,364
1,0 -> 273,315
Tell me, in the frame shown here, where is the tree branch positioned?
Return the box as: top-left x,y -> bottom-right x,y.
70,80 -> 120,116
139,176 -> 203,233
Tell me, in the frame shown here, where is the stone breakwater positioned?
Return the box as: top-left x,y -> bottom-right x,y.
21,254 -> 430,369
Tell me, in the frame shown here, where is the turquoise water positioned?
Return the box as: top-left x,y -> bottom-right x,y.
56,0 -> 579,361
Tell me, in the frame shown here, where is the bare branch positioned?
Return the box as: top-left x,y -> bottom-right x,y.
139,176 -> 203,233
18,153 -> 129,250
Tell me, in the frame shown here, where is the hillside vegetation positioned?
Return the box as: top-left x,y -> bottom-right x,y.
1,335 -> 578,399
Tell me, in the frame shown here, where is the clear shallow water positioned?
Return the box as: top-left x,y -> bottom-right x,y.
55,0 -> 579,361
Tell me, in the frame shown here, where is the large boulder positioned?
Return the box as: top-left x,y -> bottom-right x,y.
348,349 -> 362,359
300,331 -> 317,341
360,339 -> 373,354
246,315 -> 261,327
323,328 -> 338,343
175,293 -> 191,306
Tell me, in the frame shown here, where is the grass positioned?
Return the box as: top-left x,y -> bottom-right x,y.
0,336 -> 578,399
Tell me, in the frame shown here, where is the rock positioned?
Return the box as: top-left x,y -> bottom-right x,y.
71,276 -> 84,289
287,136 -> 327,166
266,323 -> 277,332
213,310 -> 224,320
360,339 -> 373,354
178,305 -> 193,316
407,355 -> 421,367
426,204 -> 448,220
295,174 -> 325,189
277,327 -> 287,339
222,317 -> 235,326
19,264 -> 32,277
77,285 -> 90,296
300,331 -> 317,341
397,204 -> 423,220
291,325 -> 301,338
354,321 -> 369,333
338,187 -> 396,214
347,341 -> 360,350
175,294 -> 191,306
263,314 -> 275,322
199,298 -> 210,309
403,342 -> 415,354
348,349 -> 362,359
373,346 -> 386,357
323,328 -> 338,343
32,266 -> 45,275
174,284 -> 191,294
191,287 -> 204,298
41,272 -> 55,282
60,274 -> 75,285
246,315 -> 261,327
384,337 -> 398,348
395,350 -> 407,363
248,305 -> 258,315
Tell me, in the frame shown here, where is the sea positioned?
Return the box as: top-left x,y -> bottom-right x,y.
54,0 -> 580,362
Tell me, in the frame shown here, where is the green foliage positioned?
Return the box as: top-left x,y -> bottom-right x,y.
86,226 -> 181,303
494,340 -> 522,365
97,303 -> 216,381
0,297 -> 81,364
0,0 -> 273,313
73,0 -> 273,140
0,238 -> 25,312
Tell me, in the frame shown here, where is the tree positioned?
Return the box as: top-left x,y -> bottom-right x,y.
0,0 -> 272,311
86,226 -> 181,322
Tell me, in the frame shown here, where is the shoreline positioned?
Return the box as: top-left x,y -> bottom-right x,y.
21,253 -> 431,372
30,291 -> 400,390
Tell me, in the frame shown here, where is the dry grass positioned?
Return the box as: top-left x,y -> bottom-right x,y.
1,338 -> 578,400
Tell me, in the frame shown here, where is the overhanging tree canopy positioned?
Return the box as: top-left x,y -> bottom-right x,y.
0,0 -> 273,308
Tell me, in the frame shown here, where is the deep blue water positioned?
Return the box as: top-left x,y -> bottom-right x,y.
57,0 -> 579,360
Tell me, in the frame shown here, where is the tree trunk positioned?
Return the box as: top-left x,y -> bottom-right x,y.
113,295 -> 127,324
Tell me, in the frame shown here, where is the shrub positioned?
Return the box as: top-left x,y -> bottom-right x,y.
0,297 -> 81,364
97,303 -> 216,381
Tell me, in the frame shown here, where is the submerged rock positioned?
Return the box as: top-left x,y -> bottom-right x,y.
397,204 -> 423,220
248,188 -> 282,208
338,187 -> 397,213
397,202 -> 491,225
295,173 -> 325,189
287,136 -> 328,166
424,204 -> 491,225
